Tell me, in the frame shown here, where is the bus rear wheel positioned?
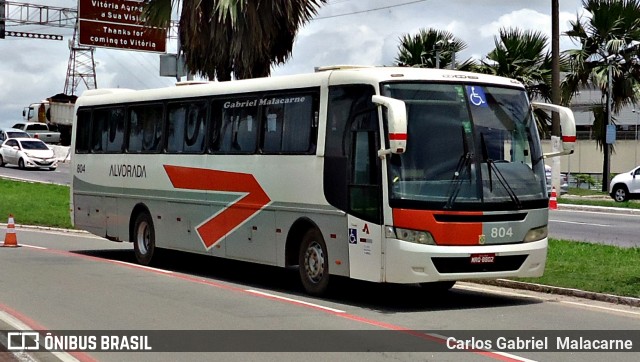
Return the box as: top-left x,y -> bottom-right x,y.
133,212 -> 155,265
298,228 -> 329,296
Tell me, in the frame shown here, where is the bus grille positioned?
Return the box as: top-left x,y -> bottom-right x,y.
431,255 -> 528,273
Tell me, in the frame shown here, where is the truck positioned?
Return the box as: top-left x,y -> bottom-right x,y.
11,122 -> 61,144
23,93 -> 77,146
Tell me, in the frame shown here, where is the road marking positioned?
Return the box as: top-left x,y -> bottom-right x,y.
110,260 -> 174,274
246,289 -> 346,313
0,310 -> 83,362
22,244 -> 47,250
550,220 -> 610,227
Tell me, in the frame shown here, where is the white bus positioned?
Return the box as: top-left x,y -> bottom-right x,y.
70,66 -> 576,295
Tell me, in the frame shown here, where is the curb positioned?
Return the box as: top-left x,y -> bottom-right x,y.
473,279 -> 640,307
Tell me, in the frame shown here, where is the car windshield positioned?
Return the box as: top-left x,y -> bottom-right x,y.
20,140 -> 49,150
7,132 -> 29,138
382,82 -> 546,211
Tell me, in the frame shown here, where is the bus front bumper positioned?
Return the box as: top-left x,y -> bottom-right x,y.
384,238 -> 547,284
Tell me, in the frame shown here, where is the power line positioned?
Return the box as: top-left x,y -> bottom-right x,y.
315,0 -> 429,20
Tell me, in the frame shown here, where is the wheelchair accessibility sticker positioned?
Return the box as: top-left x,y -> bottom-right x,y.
466,86 -> 488,107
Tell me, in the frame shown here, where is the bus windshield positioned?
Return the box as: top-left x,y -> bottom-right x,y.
382,82 -> 546,211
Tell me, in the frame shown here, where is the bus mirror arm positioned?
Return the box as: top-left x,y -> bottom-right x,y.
372,95 -> 408,156
531,102 -> 577,158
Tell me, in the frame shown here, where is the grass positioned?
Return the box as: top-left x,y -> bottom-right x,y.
517,239 -> 640,298
0,178 -> 72,228
0,178 -> 639,298
559,187 -> 640,209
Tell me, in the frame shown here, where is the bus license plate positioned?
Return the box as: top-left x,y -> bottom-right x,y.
470,253 -> 495,264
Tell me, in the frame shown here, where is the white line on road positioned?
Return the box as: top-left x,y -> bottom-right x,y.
110,260 -> 174,274
550,220 -> 611,227
21,244 -> 47,250
0,311 -> 79,362
246,289 -> 346,313
559,300 -> 640,316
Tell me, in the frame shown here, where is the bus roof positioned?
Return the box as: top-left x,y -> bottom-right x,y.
75,66 -> 525,107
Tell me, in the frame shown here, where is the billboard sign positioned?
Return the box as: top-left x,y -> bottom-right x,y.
78,0 -> 166,52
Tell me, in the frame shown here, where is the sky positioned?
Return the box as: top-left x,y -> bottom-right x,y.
0,0 -> 586,128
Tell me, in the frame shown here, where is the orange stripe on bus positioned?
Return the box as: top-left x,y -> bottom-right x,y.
164,165 -> 271,249
392,209 -> 483,246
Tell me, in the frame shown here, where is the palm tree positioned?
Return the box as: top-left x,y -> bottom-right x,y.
143,0 -> 326,81
475,27 -> 565,138
477,28 -> 560,103
395,28 -> 471,70
562,0 -> 640,190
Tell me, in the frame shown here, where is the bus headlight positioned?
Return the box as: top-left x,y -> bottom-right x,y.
386,226 -> 435,245
523,226 -> 547,243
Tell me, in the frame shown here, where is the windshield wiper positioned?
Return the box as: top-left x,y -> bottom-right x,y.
480,133 -> 522,209
445,126 -> 473,209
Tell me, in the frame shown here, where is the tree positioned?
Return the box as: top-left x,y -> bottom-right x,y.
562,0 -> 640,148
395,28 -> 472,70
562,0 -> 640,190
474,27 -> 566,138
477,28 -> 561,102
143,0 -> 326,81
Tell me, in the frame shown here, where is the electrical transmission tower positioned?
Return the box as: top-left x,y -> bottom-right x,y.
64,23 -> 97,95
1,1 -> 96,95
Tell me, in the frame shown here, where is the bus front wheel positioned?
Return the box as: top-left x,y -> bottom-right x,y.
299,228 -> 329,296
133,212 -> 155,265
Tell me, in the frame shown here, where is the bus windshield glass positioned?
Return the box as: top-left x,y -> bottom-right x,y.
382,82 -> 546,211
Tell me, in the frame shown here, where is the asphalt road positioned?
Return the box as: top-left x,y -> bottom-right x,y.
549,208 -> 640,247
0,229 -> 639,362
0,162 -> 70,186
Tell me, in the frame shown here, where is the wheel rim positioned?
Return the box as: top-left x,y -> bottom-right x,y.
303,241 -> 325,284
615,188 -> 626,202
136,221 -> 150,255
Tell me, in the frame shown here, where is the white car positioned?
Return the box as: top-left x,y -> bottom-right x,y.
0,138 -> 58,170
609,166 -> 640,202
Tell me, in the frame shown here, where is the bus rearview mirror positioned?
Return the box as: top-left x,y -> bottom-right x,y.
372,95 -> 407,157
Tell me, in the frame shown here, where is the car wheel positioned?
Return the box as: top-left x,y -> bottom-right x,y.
18,158 -> 25,170
0,155 -> 4,167
612,185 -> 629,202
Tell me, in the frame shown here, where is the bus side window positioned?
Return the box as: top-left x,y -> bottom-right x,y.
212,99 -> 259,154
75,109 -> 91,153
128,104 -> 164,153
167,102 -> 207,154
261,93 -> 317,154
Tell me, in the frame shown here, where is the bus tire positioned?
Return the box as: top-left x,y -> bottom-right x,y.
133,212 -> 156,265
419,281 -> 456,292
298,228 -> 329,296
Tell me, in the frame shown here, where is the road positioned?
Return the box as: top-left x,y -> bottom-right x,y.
0,229 -> 639,362
549,208 -> 640,247
0,162 -> 70,186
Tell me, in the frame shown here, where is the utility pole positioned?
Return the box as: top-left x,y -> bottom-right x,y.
550,0 -> 562,196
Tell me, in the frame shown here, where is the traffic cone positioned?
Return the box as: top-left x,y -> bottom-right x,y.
2,214 -> 19,247
549,187 -> 558,210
